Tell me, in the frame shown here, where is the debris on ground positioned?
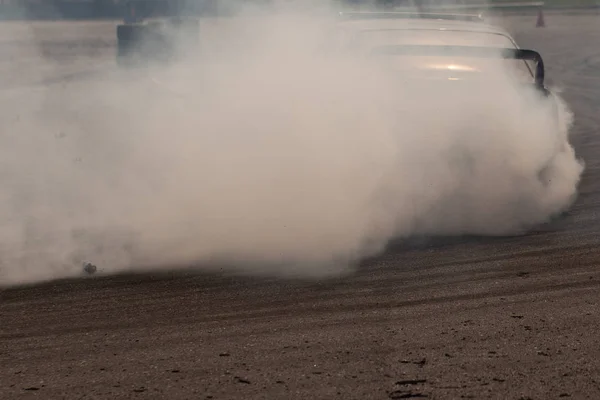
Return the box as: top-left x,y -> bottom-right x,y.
82,262 -> 97,275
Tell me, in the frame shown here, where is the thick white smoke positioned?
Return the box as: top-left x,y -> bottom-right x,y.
0,1 -> 584,286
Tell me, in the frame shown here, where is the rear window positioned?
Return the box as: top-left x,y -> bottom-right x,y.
347,29 -> 534,80
356,29 -> 517,48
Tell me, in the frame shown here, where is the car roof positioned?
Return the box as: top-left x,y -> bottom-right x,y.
335,14 -> 533,80
337,16 -> 517,48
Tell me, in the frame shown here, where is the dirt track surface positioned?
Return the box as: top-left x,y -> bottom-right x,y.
1,14 -> 600,400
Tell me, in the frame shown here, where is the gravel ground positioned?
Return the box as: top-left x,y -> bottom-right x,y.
1,13 -> 600,400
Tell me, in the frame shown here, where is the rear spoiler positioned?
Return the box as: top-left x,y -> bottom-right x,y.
370,45 -> 545,89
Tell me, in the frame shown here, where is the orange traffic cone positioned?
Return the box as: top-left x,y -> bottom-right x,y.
536,7 -> 545,27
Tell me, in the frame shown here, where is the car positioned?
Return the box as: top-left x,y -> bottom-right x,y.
332,10 -> 565,187
116,0 -> 200,67
334,11 -> 551,97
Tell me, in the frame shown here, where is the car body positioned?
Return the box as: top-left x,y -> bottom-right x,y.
333,11 -> 564,186
116,0 -> 199,66
334,11 -> 552,98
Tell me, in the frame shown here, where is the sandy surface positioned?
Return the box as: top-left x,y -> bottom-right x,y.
1,13 -> 600,400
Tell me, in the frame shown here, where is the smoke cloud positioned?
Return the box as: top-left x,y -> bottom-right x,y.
0,0 -> 584,286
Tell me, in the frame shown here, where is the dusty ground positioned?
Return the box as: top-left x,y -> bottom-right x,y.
1,13 -> 600,400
